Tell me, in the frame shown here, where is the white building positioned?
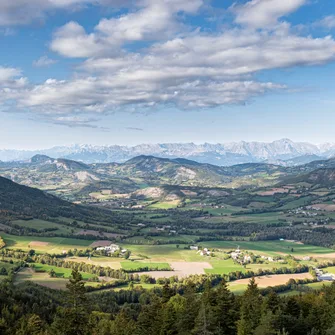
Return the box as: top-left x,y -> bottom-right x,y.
96,244 -> 120,253
190,246 -> 199,250
318,273 -> 335,281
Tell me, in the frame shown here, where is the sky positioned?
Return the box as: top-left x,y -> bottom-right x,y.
1,0 -> 335,149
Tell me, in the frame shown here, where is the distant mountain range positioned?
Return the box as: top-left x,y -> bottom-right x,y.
1,139 -> 335,166
1,152 -> 335,203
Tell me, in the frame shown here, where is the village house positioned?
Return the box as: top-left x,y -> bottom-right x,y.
318,273 -> 335,281
231,247 -> 241,260
96,244 -> 120,253
243,255 -> 251,263
197,247 -> 211,256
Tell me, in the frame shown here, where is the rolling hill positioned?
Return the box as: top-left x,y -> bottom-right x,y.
2,153 -> 335,205
0,154 -> 292,201
0,176 -> 126,224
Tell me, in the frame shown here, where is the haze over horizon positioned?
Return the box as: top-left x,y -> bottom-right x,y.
1,138 -> 335,152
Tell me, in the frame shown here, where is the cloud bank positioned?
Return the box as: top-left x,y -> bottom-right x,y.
1,0 -> 335,127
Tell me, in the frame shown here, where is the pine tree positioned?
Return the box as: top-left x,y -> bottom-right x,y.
214,280 -> 237,335
135,295 -> 162,335
51,269 -> 90,335
110,310 -> 136,335
193,302 -> 214,335
254,311 -> 278,335
177,283 -> 200,334
16,314 -> 45,335
262,290 -> 281,314
237,278 -> 262,335
160,302 -> 178,335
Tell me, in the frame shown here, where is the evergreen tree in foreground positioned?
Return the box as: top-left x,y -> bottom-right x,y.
237,277 -> 262,335
52,269 -> 89,335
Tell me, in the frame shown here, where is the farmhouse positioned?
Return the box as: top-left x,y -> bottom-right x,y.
231,247 -> 241,260
197,247 -> 212,256
318,273 -> 335,281
243,255 -> 251,263
190,246 -> 199,250
96,244 -> 120,253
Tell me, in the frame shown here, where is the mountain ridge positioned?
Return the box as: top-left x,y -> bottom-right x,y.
1,138 -> 335,166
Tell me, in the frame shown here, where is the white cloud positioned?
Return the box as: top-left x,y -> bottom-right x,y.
0,67 -> 28,106
51,0 -> 204,58
0,0 -> 131,26
47,115 -> 107,129
4,22 -> 335,121
33,56 -> 58,67
0,67 -> 21,82
1,0 -> 335,129
16,76 -> 285,113
80,31 -> 335,79
232,0 -> 306,29
314,16 -> 335,30
51,22 -> 112,58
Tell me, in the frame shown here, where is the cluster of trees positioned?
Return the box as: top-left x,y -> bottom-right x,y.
122,265 -> 172,273
2,269 -> 335,334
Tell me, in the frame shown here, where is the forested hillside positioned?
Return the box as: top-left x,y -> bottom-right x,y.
1,269 -> 335,335
0,176 -> 134,226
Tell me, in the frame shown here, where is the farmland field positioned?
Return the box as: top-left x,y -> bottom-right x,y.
229,273 -> 313,288
15,268 -> 99,290
1,233 -> 93,253
205,259 -> 290,275
204,240 -> 334,256
32,263 -> 96,280
120,261 -> 171,271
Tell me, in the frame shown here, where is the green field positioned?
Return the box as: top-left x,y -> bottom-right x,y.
15,268 -> 99,290
121,244 -> 203,262
13,219 -> 62,230
121,261 -> 171,271
204,240 -> 334,256
32,263 -> 96,280
323,266 -> 335,274
205,259 -> 292,275
148,201 -> 180,209
1,233 -> 93,253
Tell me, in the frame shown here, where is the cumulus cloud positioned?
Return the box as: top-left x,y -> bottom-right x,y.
0,0 -> 131,26
33,56 -> 58,67
13,76 -> 285,115
51,22 -> 112,58
1,0 -> 335,128
232,0 -> 306,29
0,67 -> 28,89
51,0 -> 204,58
314,16 -> 335,30
0,67 -> 28,106
0,67 -> 21,82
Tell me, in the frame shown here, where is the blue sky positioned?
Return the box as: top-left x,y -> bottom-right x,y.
0,0 -> 335,149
